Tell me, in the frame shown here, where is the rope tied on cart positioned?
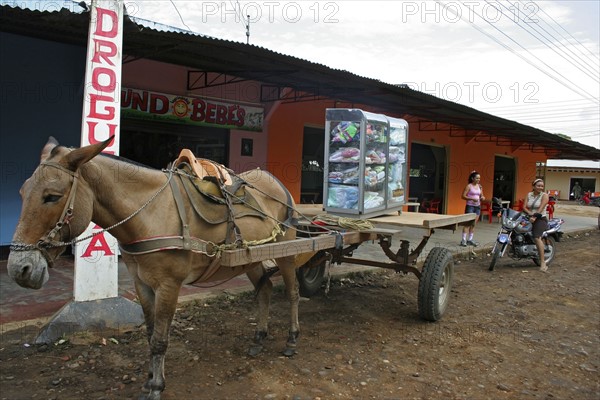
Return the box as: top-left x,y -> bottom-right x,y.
311,214 -> 374,231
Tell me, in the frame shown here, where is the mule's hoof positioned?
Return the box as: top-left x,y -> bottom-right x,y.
138,391 -> 161,400
282,347 -> 297,357
247,344 -> 263,357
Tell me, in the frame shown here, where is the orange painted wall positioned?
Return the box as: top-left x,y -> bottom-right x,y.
266,99 -> 332,201
407,121 -> 545,214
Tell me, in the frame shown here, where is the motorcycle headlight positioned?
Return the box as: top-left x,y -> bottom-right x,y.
503,219 -> 518,229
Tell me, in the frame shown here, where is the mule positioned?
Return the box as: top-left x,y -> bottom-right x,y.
7,137 -> 302,400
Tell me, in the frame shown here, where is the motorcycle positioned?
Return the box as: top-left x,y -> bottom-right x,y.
578,191 -> 600,206
489,198 -> 564,271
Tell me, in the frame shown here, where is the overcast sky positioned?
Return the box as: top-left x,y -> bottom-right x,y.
13,1 -> 599,152
124,0 -> 599,152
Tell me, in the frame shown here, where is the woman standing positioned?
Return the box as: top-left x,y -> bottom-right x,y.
523,178 -> 550,272
460,171 -> 485,247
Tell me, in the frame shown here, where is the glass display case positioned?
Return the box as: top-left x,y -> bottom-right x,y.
323,109 -> 408,218
386,116 -> 408,207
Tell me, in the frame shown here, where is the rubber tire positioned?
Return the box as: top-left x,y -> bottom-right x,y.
418,247 -> 453,322
489,244 -> 502,271
533,236 -> 556,266
296,251 -> 327,297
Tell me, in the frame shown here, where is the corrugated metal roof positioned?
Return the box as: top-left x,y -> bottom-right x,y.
546,160 -> 600,169
1,4 -> 599,160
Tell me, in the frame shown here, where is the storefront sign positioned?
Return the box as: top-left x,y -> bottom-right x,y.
75,0 -> 123,302
121,88 -> 264,131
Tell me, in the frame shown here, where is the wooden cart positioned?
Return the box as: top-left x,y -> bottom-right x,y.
219,205 -> 476,322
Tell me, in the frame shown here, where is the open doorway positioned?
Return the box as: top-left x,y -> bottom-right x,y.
493,156 -> 516,203
300,126 -> 325,203
409,143 -> 447,212
569,178 -> 596,200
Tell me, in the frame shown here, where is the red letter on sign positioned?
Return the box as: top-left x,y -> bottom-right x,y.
190,99 -> 206,121
81,234 -> 115,257
92,67 -> 116,92
91,39 -> 117,66
216,105 -> 228,125
87,121 -> 117,145
88,93 -> 115,120
95,8 -> 118,38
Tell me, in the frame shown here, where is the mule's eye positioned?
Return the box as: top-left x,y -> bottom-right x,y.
43,194 -> 62,204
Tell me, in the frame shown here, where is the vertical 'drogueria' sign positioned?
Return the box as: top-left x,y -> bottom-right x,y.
74,0 -> 124,301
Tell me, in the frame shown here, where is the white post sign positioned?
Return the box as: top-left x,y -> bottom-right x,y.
74,0 -> 124,301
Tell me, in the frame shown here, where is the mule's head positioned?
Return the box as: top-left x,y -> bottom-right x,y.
7,136 -> 112,289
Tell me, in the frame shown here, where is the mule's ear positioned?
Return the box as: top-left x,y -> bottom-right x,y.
64,136 -> 114,171
40,136 -> 60,163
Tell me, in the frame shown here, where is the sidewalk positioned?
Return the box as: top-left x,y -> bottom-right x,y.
1,208 -> 598,328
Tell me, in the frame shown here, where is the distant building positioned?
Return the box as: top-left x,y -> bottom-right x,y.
545,160 -> 600,200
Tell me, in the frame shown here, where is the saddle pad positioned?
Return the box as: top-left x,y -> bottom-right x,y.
180,171 -> 266,225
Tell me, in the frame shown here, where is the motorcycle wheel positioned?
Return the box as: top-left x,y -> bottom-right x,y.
489,244 -> 503,271
533,236 -> 556,266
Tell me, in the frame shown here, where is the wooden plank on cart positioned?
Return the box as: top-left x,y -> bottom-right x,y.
370,212 -> 475,230
220,231 -> 376,267
295,220 -> 401,237
295,204 -> 475,232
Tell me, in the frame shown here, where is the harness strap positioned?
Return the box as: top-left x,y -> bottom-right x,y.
43,172 -> 79,242
189,255 -> 222,284
177,166 -> 246,246
170,174 -> 192,250
119,236 -> 216,256
38,162 -> 80,256
264,170 -> 296,227
40,161 -> 78,177
221,182 -> 243,245
120,172 -> 228,257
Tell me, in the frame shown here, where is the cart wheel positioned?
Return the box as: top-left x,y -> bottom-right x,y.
418,247 -> 453,322
297,251 -> 327,297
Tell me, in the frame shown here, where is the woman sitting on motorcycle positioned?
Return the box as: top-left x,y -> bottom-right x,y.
523,178 -> 550,272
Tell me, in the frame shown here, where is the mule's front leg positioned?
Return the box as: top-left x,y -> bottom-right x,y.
246,262 -> 273,356
139,282 -> 182,400
124,257 -> 159,396
279,257 -> 300,357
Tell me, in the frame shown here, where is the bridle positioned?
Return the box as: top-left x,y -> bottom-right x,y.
9,162 -> 80,268
9,161 -> 173,268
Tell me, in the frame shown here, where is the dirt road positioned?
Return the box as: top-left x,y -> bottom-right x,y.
1,229 -> 598,400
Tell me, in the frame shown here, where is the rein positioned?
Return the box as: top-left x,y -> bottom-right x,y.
10,162 -> 174,267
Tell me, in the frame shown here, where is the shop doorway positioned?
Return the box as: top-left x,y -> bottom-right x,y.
493,156 -> 516,203
569,178 -> 596,200
409,143 -> 446,212
120,119 -> 229,169
300,126 -> 325,203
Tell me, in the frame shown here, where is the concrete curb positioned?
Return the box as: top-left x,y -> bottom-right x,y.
33,297 -> 143,344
